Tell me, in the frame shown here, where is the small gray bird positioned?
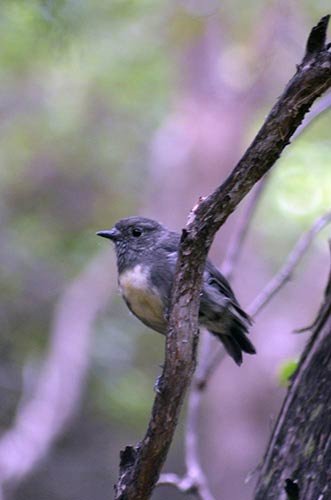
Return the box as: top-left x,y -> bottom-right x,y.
97,216 -> 255,365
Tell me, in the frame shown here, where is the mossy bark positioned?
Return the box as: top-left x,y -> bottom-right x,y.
254,259 -> 331,500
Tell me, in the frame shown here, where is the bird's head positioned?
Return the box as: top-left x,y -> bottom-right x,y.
97,216 -> 166,271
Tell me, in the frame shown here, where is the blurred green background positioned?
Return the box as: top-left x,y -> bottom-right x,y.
0,1 -> 330,499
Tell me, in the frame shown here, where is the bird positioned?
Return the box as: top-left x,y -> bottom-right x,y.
97,216 -> 256,365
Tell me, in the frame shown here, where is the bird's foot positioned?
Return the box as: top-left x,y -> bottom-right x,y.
154,364 -> 164,394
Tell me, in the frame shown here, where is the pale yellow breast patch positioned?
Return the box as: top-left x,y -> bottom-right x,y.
118,265 -> 165,332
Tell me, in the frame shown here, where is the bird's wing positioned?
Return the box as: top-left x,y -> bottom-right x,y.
205,260 -> 237,300
205,259 -> 252,323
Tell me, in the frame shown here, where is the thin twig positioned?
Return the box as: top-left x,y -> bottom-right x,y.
248,210 -> 331,317
157,473 -> 196,493
194,340 -> 226,391
194,176 -> 271,390
185,381 -> 216,500
195,208 -> 331,394
156,334 -> 217,500
158,470 -> 213,500
222,175 -> 271,281
291,91 -> 331,140
0,250 -> 114,486
193,90 -> 331,391
254,247 -> 331,499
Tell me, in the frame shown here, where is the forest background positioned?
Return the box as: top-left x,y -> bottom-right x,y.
0,1 -> 330,499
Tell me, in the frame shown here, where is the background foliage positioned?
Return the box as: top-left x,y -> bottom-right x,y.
0,1 -> 330,499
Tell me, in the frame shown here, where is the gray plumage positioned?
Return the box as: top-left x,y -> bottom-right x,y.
97,216 -> 256,365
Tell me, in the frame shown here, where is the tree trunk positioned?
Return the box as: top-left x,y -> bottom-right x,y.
254,255 -> 331,500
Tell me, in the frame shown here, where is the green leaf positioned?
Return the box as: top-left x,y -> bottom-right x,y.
278,359 -> 298,387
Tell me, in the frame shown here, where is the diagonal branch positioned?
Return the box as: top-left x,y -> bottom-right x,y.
248,210 -> 331,317
114,16 -> 331,500
254,243 -> 331,499
194,88 -> 331,390
0,250 -> 114,490
221,175 -> 270,282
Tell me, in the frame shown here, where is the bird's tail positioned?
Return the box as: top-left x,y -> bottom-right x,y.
211,316 -> 256,366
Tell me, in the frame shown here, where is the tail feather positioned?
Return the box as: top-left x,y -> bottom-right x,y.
219,335 -> 243,365
210,317 -> 256,366
231,318 -> 256,355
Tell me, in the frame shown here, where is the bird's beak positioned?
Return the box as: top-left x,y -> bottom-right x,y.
96,227 -> 120,241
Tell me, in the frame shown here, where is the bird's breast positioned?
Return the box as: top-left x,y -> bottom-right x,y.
118,265 -> 165,333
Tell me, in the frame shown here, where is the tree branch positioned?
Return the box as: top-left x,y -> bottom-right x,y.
114,16 -> 331,500
254,243 -> 331,499
221,175 -> 270,282
248,210 -> 331,317
195,87 -> 331,390
291,90 -> 331,140
0,251 -> 114,492
194,209 -> 331,392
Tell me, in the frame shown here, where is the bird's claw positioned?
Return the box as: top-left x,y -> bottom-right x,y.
154,364 -> 164,393
154,374 -> 163,394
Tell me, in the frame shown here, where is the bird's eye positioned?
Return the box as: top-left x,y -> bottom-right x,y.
132,227 -> 142,237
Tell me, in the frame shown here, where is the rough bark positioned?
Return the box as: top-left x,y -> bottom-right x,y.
254,250 -> 331,500
114,16 -> 331,500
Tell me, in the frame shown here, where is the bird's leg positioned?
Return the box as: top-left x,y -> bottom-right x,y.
154,364 -> 164,394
